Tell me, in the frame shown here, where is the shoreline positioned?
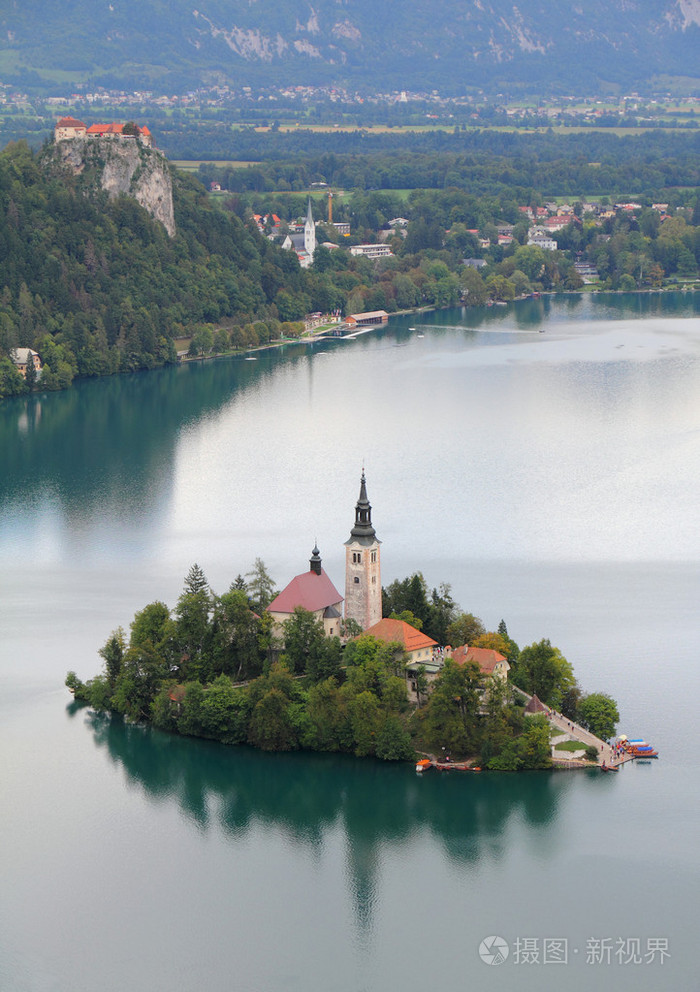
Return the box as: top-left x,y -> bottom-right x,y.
13,286 -> 700,398
176,286 -> 700,366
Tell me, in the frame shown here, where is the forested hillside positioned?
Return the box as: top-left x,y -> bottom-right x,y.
1,0 -> 698,96
0,141 -> 310,395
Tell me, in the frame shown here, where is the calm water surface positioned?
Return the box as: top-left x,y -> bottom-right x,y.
1,293 -> 699,991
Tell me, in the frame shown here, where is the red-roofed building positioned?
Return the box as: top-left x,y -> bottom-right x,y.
55,116 -> 86,140
362,617 -> 437,667
267,546 -> 344,638
451,645 -> 510,681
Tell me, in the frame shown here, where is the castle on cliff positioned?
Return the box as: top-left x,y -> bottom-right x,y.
54,117 -> 153,146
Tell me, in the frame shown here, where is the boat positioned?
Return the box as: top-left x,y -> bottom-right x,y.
415,758 -> 432,773
600,762 -> 619,772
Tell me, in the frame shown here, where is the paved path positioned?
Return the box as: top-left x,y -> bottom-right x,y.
545,707 -> 631,767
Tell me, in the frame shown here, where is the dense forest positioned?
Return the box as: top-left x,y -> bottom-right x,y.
191,128 -> 700,191
66,564 -> 620,769
0,140 -> 317,397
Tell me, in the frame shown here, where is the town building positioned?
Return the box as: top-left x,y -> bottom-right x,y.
54,116 -> 86,140
267,545 -> 344,638
10,348 -> 41,378
364,617 -> 437,668
345,310 -> 389,328
451,645 -> 510,681
528,234 -> 558,251
344,472 -> 382,630
349,244 -> 393,259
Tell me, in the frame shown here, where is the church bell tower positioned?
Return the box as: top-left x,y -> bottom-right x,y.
344,472 -> 381,630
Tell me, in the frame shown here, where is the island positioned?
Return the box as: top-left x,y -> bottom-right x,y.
67,476 -> 623,771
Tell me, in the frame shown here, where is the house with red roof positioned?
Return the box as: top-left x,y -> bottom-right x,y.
55,116 -> 86,140
267,546 -> 344,638
362,617 -> 437,668
451,645 -> 510,681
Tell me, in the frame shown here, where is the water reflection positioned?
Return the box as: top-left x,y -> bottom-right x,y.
76,705 -> 577,927
2,292 -> 697,559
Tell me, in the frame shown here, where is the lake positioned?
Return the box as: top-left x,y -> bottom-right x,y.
1,292 -> 699,991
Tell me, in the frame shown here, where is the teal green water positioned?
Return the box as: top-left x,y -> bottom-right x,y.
1,292 -> 699,991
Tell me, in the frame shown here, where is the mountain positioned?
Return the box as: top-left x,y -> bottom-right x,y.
2,1 -> 699,97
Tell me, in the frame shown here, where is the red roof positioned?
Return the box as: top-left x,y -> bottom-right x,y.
56,116 -> 85,128
362,617 -> 437,653
452,645 -> 508,674
267,568 -> 343,615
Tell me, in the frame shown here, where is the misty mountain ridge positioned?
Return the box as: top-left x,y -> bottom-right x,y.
2,0 -> 699,96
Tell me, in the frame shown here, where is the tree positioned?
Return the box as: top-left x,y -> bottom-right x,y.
129,602 -> 171,650
422,659 -> 483,755
24,353 -> 37,391
445,612 -> 485,647
577,693 -> 620,740
184,563 -> 209,596
211,589 -> 263,681
282,607 -> 339,681
472,632 -> 510,655
389,609 -> 423,630
460,266 -> 488,306
413,665 -> 429,708
376,714 -> 414,761
512,639 -> 576,709
200,674 -> 248,743
520,714 -> 552,769
98,627 -> 126,687
246,558 -> 277,611
248,687 -> 298,751
349,690 -> 382,757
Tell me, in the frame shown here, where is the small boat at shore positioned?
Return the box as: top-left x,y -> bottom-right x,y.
600,762 -> 619,772
416,758 -> 432,773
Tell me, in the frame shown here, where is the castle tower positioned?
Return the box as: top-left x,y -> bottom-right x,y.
304,197 -> 316,257
344,472 -> 381,630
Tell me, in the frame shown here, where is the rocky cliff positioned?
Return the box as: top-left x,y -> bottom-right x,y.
54,137 -> 175,237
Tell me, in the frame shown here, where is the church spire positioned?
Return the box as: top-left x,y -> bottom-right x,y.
344,470 -> 381,630
309,543 -> 322,575
350,470 -> 376,543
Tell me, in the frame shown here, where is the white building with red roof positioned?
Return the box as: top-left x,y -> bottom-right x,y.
54,116 -> 86,140
362,617 -> 437,667
451,645 -> 510,681
267,546 -> 344,638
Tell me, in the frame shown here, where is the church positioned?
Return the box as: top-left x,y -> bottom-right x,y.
266,472 -> 382,634
281,198 -> 316,268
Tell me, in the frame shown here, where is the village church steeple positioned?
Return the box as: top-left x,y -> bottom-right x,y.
344,471 -> 381,630
304,198 -> 316,257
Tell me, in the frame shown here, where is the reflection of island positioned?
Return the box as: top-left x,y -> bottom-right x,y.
73,704 -> 571,929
